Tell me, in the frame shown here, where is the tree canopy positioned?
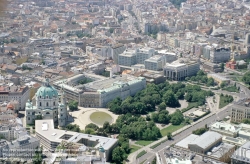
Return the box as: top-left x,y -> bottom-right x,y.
68,100 -> 78,111
242,72 -> 250,85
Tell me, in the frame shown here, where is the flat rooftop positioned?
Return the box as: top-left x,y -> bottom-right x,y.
175,134 -> 199,149
35,120 -> 118,151
83,75 -> 143,91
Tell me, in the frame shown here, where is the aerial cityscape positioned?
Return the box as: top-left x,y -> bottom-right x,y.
0,0 -> 250,163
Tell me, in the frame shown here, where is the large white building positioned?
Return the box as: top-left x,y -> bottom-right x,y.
54,74 -> 146,108
144,55 -> 166,71
136,47 -> 155,64
164,59 -> 200,81
81,75 -> 146,107
35,119 -> 118,161
25,78 -> 68,127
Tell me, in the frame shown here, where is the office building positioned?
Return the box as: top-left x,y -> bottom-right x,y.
136,47 -> 155,64
157,50 -> 177,63
35,119 -> 118,161
164,59 -> 200,81
144,55 -> 166,71
26,78 -> 68,127
118,50 -> 136,66
210,48 -> 231,63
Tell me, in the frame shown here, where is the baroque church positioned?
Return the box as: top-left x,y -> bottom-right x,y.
25,78 -> 68,127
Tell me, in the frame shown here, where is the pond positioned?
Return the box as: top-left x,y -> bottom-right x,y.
89,111 -> 113,126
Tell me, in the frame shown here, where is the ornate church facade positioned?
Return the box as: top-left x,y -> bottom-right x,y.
25,78 -> 68,127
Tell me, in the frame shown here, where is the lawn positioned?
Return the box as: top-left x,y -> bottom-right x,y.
160,124 -> 185,136
222,86 -> 239,93
130,144 -> 141,153
219,95 -> 233,109
135,140 -> 154,146
136,150 -> 147,159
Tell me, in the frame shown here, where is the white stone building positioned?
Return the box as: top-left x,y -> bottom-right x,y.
25,78 -> 68,127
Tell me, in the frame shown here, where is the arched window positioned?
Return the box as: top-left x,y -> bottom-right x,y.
46,102 -> 49,106
40,102 -> 42,106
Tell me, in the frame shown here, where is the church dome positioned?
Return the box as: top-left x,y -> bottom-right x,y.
36,78 -> 58,99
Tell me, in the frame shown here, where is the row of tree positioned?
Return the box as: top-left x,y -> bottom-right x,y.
151,110 -> 184,125
242,71 -> 250,85
108,81 -> 214,115
186,70 -> 215,87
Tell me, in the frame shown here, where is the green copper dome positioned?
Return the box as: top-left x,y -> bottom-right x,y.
36,79 -> 58,98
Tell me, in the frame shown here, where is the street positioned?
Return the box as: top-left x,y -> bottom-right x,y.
129,82 -> 250,164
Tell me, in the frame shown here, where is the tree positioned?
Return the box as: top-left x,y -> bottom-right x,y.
206,77 -> 214,87
33,146 -> 43,164
242,72 -> 250,85
103,121 -> 111,132
192,127 -> 208,135
109,28 -> 114,33
112,147 -> 125,163
10,38 -> 17,43
220,81 -> 227,88
158,102 -> 166,111
65,124 -> 80,132
170,110 -> 184,125
68,100 -> 78,111
163,90 -> 180,107
242,119 -> 250,124
220,63 -> 225,71
167,132 -> 172,140
85,123 -> 99,131
85,128 -> 96,135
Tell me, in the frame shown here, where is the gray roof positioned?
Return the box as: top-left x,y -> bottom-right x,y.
189,131 -> 222,149
175,134 -> 199,149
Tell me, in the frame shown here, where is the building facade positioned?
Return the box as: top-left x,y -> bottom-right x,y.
111,44 -> 126,64
25,78 -> 68,127
164,60 -> 200,81
80,76 -> 146,107
118,50 -> 136,66
144,55 -> 166,71
231,103 -> 250,123
136,47 -> 155,64
0,85 -> 30,110
210,48 -> 231,63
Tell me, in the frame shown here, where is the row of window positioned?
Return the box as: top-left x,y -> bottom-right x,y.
39,102 -> 56,106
